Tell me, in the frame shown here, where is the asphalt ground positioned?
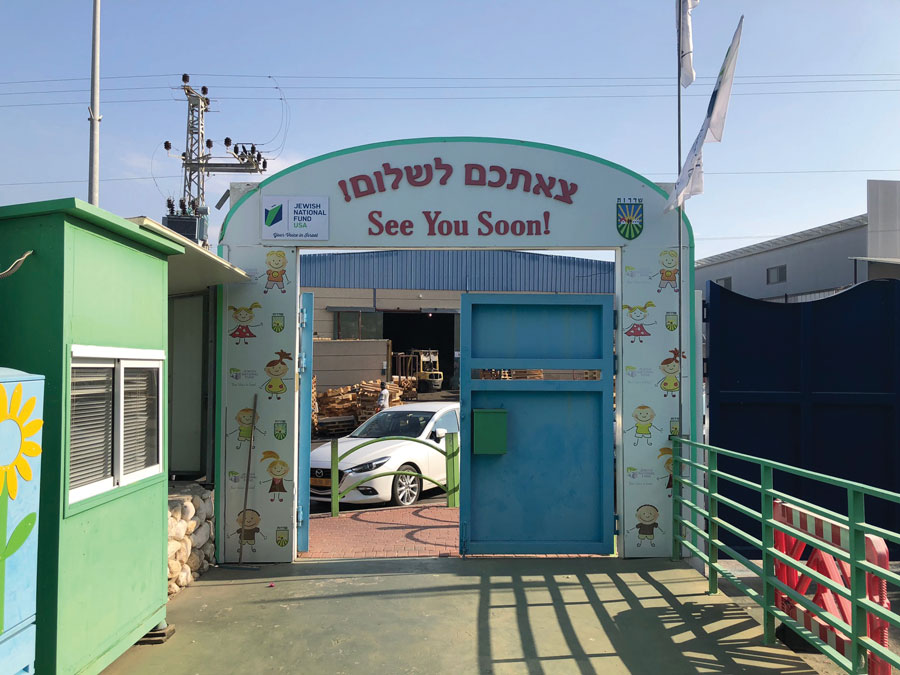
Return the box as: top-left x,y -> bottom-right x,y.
105,557 -> 815,675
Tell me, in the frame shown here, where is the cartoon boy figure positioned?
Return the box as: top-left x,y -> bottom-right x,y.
629,504 -> 664,548
626,405 -> 661,446
230,509 -> 266,553
650,250 -> 679,293
259,250 -> 290,294
227,408 -> 266,450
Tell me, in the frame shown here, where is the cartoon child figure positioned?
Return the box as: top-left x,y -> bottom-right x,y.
626,405 -> 661,446
622,301 -> 656,343
650,250 -> 679,293
658,349 -> 684,398
658,447 -> 674,497
227,408 -> 266,450
259,450 -> 292,502
259,250 -> 290,294
628,504 -> 664,548
230,509 -> 266,553
262,350 -> 293,400
228,302 -> 263,345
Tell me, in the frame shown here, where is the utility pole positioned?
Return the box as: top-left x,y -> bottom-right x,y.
163,74 -> 268,246
87,0 -> 101,206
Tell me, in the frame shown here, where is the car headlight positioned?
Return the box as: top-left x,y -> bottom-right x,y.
345,456 -> 391,474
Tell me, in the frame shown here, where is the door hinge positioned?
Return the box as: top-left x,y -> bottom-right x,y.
702,357 -> 708,378
298,352 -> 308,374
299,307 -> 308,328
614,512 -> 619,535
702,300 -> 709,323
297,504 -> 304,529
613,309 -> 618,330
613,354 -> 618,376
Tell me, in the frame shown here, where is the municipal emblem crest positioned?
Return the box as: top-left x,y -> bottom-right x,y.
616,202 -> 644,240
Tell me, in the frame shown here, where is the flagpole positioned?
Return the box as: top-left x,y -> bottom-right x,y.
676,0 -> 685,441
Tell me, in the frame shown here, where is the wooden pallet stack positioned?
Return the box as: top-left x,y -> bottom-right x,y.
316,386 -> 357,418
510,369 -> 544,380
311,375 -> 318,431
392,375 -> 418,400
355,380 -> 403,422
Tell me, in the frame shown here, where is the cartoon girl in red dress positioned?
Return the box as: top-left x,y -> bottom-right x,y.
228,302 -> 262,345
259,451 -> 292,502
623,301 -> 656,343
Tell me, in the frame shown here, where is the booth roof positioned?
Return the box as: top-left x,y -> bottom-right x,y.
0,198 -> 184,256
127,216 -> 250,294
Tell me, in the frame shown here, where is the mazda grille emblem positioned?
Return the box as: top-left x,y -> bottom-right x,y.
315,469 -> 323,477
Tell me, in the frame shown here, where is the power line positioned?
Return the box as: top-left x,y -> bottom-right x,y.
9,77 -> 900,97
6,71 -> 900,87
0,175 -> 180,187
9,87 -> 900,108
6,167 -> 900,189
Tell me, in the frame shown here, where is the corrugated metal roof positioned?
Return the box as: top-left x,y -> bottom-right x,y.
298,250 -> 613,293
696,214 -> 867,269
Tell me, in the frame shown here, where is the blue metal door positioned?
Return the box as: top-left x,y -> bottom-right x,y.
460,294 -> 615,555
296,292 -> 313,552
707,279 -> 900,552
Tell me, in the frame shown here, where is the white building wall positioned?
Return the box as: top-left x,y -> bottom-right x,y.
694,227 -> 866,300
868,180 -> 900,260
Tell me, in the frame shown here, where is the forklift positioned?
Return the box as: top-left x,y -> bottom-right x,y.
412,349 -> 443,393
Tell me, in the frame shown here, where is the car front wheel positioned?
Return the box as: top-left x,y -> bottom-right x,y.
391,464 -> 422,506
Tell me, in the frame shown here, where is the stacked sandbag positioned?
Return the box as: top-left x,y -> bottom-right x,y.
167,485 -> 216,597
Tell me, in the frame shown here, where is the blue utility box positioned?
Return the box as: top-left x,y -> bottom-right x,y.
0,368 -> 43,675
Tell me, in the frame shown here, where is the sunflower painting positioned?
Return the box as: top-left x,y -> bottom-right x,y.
0,381 -> 42,632
0,382 -> 42,500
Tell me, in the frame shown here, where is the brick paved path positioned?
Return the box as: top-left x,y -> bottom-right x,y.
299,505 -> 459,559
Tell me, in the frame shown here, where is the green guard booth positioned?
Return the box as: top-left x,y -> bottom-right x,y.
0,199 -> 183,674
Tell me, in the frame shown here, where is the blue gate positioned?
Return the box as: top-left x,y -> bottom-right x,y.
460,294 -> 614,555
297,292 -> 313,552
706,279 -> 900,551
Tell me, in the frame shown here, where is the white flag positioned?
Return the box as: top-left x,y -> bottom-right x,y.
705,15 -> 743,142
679,0 -> 700,88
665,16 -> 743,212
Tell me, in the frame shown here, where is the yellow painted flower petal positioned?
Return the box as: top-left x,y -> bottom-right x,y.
21,419 -> 43,438
21,440 -> 42,457
9,384 -> 22,420
14,455 -> 32,482
19,396 -> 36,423
7,465 -> 18,500
0,384 -> 8,421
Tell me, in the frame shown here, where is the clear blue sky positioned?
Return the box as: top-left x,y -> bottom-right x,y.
4,1 -> 900,259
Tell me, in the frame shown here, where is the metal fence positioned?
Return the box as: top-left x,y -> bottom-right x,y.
329,432 -> 460,516
673,436 -> 900,674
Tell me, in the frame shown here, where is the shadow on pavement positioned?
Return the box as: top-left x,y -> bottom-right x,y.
106,557 -> 817,674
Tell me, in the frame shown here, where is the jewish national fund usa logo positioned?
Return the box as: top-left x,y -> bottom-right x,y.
265,202 -> 284,227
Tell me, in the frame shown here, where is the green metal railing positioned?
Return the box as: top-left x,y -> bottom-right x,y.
328,432 -> 460,516
672,436 -> 900,674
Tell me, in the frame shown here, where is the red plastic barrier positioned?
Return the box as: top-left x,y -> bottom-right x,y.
773,499 -> 891,674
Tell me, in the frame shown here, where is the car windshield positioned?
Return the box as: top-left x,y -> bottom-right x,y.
350,410 -> 435,439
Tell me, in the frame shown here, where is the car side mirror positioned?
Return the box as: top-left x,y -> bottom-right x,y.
433,428 -> 447,441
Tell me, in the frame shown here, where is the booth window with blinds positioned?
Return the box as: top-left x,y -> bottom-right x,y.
68,346 -> 163,503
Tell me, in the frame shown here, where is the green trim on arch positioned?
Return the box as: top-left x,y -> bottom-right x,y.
218,136 -> 695,244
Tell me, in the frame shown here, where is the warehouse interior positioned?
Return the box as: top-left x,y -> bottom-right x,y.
300,249 -> 615,392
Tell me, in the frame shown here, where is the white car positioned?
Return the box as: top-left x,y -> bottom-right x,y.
310,402 -> 460,506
